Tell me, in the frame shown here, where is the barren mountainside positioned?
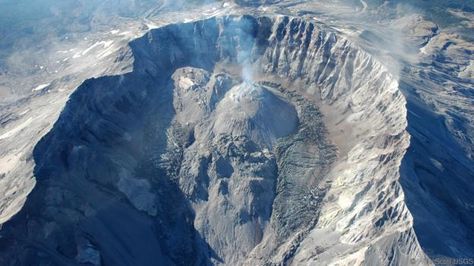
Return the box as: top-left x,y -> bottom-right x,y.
0,1 -> 473,265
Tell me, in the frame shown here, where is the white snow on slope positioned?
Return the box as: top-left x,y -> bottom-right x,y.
0,118 -> 33,140
32,83 -> 50,92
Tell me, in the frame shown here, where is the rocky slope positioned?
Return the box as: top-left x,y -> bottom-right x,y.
0,14 -> 434,265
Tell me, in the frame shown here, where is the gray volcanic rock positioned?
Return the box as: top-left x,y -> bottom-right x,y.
0,13 -> 435,266
212,82 -> 298,147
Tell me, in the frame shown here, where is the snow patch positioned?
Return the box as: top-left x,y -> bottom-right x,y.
73,41 -> 114,58
146,22 -> 159,30
32,83 -> 50,92
82,40 -> 113,56
0,118 -> 33,140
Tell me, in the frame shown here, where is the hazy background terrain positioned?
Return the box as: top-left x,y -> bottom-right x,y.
1,0 -> 472,101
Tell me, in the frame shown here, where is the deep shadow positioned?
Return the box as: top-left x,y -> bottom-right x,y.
399,80 -> 474,260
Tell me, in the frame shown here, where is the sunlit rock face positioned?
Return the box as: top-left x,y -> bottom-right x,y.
0,15 -> 425,265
